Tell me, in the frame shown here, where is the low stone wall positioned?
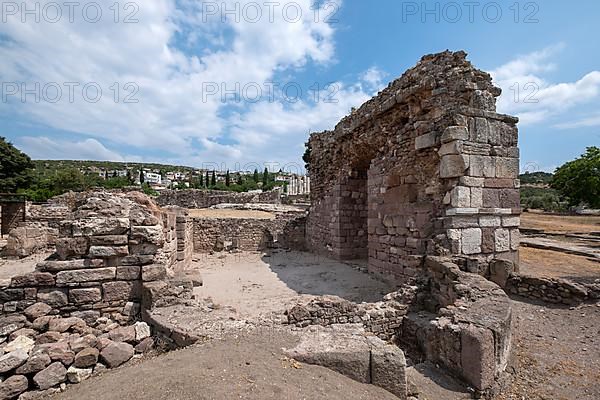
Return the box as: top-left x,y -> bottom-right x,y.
507,274 -> 600,305
1,192 -> 173,319
277,216 -> 307,251
285,295 -> 407,341
284,256 -> 512,393
156,190 -> 280,209
401,257 -> 512,392
192,212 -> 306,253
0,192 -> 196,398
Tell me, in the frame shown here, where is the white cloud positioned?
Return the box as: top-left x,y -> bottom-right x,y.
360,67 -> 386,90
491,44 -> 600,126
0,0 -> 355,166
17,137 -> 126,162
553,113 -> 600,129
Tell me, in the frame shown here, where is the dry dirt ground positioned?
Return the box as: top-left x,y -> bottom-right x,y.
520,247 -> 600,284
521,212 -> 600,233
0,250 -> 52,283
192,251 -> 394,318
497,299 -> 600,400
51,330 -> 399,400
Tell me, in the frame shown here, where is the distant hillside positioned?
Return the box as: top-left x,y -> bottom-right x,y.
33,160 -> 196,175
519,171 -> 553,185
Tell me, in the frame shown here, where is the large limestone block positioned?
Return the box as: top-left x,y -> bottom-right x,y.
461,228 -> 482,255
460,325 -> 495,391
369,339 -> 408,399
56,268 -> 116,284
440,155 -> 469,178
283,326 -> 371,383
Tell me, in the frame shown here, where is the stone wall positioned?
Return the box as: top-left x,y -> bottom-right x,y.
507,274 -> 600,305
192,212 -> 306,253
2,201 -> 71,258
1,202 -> 26,236
156,189 -> 280,209
306,51 -> 520,285
0,192 -> 176,319
401,257 -> 512,392
286,295 -> 407,341
0,192 -> 196,398
284,256 -> 512,393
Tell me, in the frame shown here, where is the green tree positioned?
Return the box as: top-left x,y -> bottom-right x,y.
551,146 -> 600,208
199,174 -> 204,187
236,174 -> 243,185
225,170 -> 231,186
253,169 -> 259,182
205,171 -> 210,187
139,168 -> 145,184
262,167 -> 269,187
0,137 -> 34,193
211,170 -> 216,186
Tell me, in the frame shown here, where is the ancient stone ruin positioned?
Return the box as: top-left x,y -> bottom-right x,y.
0,51 -> 526,399
306,50 -> 520,281
299,51 -> 518,393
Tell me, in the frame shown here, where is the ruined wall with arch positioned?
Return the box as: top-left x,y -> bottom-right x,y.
306,51 -> 520,283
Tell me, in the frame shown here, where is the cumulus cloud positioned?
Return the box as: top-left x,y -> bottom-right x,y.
1,0 -> 367,166
17,137 -> 127,162
491,44 -> 600,126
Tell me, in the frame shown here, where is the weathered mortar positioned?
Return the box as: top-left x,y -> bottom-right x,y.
306,51 -> 520,284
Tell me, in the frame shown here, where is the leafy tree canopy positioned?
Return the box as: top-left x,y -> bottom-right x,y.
551,146 -> 600,208
0,137 -> 34,193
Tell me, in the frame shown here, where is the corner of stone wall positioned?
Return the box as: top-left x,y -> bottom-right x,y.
0,192 -> 192,324
401,256 -> 512,392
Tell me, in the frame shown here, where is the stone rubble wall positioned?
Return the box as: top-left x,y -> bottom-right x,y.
284,256 -> 512,393
156,189 -> 281,209
306,51 -> 520,285
192,212 -> 306,253
0,192 -> 196,398
506,274 -> 600,305
285,296 -> 407,341
0,192 -> 177,319
401,256 -> 512,392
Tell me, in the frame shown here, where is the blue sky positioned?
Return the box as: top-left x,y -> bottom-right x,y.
1,0 -> 599,173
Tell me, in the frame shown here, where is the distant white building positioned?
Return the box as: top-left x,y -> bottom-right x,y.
144,172 -> 162,185
287,175 -> 310,195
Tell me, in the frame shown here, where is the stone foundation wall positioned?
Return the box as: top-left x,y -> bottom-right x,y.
193,218 -> 273,252
2,202 -> 71,258
0,193 -> 175,318
507,274 -> 600,305
286,296 -> 407,341
192,212 -> 306,253
305,51 -> 520,285
401,257 -> 512,392
156,189 -> 280,209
